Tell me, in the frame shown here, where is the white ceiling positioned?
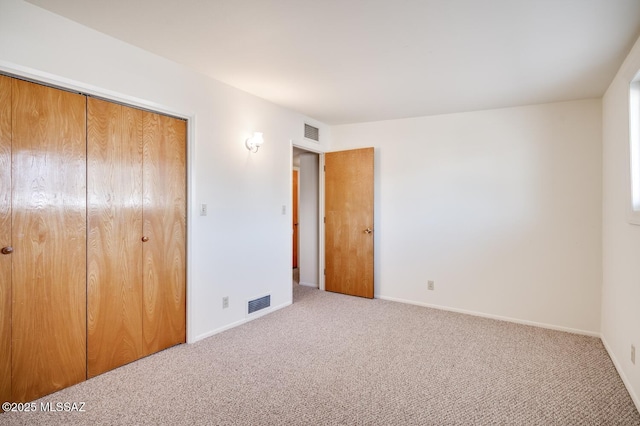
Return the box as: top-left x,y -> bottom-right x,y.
26,0 -> 640,125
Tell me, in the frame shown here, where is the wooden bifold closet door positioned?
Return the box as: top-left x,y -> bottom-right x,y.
0,76 -> 89,404
87,98 -> 186,378
0,77 -> 185,402
87,98 -> 145,378
0,75 -> 12,407
9,78 -> 88,402
141,111 -> 187,356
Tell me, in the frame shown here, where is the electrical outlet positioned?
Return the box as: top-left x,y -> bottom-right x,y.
200,203 -> 207,216
222,296 -> 229,309
632,345 -> 636,365
427,280 -> 434,291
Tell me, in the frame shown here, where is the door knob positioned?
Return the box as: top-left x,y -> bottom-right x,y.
364,228 -> 373,234
1,246 -> 13,255
141,236 -> 149,242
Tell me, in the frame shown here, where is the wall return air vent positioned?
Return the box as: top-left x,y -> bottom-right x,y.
248,295 -> 271,314
304,123 -> 319,141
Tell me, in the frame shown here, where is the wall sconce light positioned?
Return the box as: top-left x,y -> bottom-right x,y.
245,132 -> 264,153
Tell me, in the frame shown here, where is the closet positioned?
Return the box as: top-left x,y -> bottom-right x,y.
86,98 -> 186,378
1,76 -> 87,403
0,76 -> 186,404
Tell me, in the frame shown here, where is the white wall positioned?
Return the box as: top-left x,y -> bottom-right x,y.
331,99 -> 602,334
602,34 -> 640,408
0,0 -> 330,342
299,153 -> 319,287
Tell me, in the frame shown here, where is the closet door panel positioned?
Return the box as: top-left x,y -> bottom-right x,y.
11,79 -> 87,402
0,75 -> 12,406
87,98 -> 144,378
142,112 -> 186,355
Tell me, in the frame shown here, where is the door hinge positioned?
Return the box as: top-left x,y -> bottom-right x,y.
324,217 -> 326,223
324,268 -> 326,275
324,165 -> 326,172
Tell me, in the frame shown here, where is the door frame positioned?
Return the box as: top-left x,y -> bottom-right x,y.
291,140 -> 326,291
292,166 -> 300,269
0,61 -> 197,344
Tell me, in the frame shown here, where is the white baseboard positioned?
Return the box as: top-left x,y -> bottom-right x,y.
298,281 -> 318,288
375,295 -> 600,337
601,335 -> 640,413
192,300 -> 292,342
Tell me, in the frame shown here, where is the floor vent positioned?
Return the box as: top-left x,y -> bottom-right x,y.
304,123 -> 319,141
248,295 -> 271,314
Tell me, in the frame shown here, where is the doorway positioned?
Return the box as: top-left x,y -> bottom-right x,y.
292,147 -> 320,288
290,143 -> 375,297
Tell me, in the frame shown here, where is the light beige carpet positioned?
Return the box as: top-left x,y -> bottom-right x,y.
1,283 -> 638,425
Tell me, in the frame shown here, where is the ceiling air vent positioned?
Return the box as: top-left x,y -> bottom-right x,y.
248,295 -> 271,314
304,123 -> 319,141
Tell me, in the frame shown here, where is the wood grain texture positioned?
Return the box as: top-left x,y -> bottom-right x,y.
293,169 -> 299,268
142,111 -> 186,355
87,98 -> 144,378
325,148 -> 374,298
11,79 -> 87,402
0,75 -> 12,407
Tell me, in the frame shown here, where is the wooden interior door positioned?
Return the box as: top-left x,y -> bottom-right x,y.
87,98 -> 144,378
293,169 -> 299,268
11,79 -> 87,402
0,75 -> 12,407
142,111 -> 186,355
325,148 -> 374,298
